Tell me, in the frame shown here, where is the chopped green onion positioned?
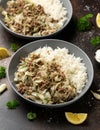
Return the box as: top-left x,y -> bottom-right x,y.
27,112 -> 37,120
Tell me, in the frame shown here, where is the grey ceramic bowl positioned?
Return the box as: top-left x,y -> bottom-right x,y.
0,0 -> 73,39
7,39 -> 94,108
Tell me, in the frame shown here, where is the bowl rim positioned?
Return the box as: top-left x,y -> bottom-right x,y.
0,0 -> 73,39
7,39 -> 94,108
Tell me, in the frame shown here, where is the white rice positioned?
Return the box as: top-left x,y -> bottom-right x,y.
35,47 -> 88,93
28,0 -> 67,27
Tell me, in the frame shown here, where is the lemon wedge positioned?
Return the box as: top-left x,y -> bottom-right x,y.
96,13 -> 100,28
0,47 -> 10,59
65,112 -> 88,125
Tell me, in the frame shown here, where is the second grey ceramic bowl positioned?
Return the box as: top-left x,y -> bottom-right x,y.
0,0 -> 73,39
7,39 -> 94,108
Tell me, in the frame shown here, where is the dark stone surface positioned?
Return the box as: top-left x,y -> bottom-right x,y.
0,0 -> 100,130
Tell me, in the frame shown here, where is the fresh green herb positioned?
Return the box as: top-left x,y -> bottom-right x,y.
0,66 -> 6,79
90,36 -> 100,46
27,112 -> 37,120
6,99 -> 20,109
76,13 -> 93,31
11,43 -> 19,52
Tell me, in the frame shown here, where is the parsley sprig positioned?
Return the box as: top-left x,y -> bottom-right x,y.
6,99 -> 20,109
11,43 -> 19,52
76,13 -> 93,31
0,66 -> 6,79
90,36 -> 100,46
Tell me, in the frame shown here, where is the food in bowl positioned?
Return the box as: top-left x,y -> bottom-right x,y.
2,0 -> 67,36
14,46 -> 88,104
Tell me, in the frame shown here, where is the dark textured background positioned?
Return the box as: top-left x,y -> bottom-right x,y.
0,0 -> 100,130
